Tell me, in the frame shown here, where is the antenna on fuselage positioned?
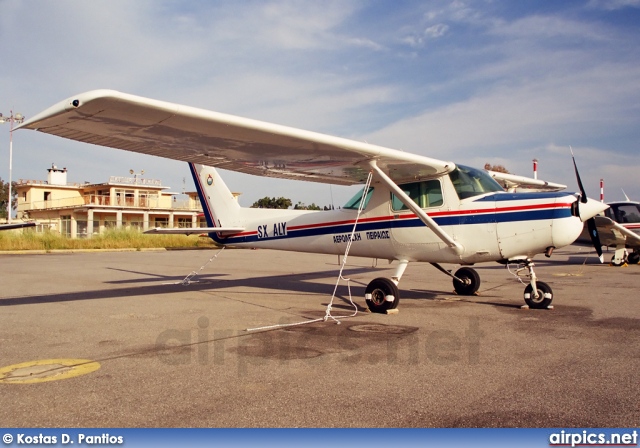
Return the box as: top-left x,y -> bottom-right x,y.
622,188 -> 631,202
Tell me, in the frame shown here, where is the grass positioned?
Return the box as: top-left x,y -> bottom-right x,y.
0,228 -> 219,251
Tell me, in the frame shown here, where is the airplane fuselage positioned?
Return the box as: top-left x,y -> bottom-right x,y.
205,173 -> 584,265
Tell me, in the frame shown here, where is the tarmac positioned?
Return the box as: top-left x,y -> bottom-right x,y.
0,245 -> 639,427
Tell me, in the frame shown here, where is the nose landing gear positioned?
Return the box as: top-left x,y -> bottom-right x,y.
514,259 -> 553,309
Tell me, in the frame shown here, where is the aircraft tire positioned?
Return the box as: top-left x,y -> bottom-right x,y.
365,277 -> 399,313
628,252 -> 639,265
452,267 -> 480,295
610,254 -> 628,267
524,281 -> 553,309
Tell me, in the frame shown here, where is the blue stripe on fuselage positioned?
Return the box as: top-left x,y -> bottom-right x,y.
219,207 -> 573,244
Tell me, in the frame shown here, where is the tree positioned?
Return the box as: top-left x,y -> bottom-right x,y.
250,196 -> 292,209
0,178 -> 17,220
294,201 -> 323,210
484,163 -> 510,174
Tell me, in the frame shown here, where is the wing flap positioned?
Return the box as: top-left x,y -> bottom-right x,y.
19,90 -> 455,185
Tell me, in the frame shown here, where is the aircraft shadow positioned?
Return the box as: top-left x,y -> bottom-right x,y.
1,265 -> 521,311
0,267 -> 375,308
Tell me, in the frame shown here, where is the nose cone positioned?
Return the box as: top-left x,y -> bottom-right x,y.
579,197 -> 609,222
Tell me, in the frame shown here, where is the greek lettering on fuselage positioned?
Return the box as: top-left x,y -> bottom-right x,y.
257,222 -> 287,239
333,233 -> 362,244
366,230 -> 390,240
332,230 -> 390,244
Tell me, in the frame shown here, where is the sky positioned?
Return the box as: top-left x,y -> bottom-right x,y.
1,0 -> 639,208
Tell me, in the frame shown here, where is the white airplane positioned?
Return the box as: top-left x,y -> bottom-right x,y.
580,193 -> 640,266
18,90 -> 608,311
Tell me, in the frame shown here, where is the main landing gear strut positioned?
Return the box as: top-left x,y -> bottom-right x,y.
364,258 -> 554,313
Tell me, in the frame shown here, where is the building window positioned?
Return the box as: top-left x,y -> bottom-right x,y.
44,191 -> 51,201
177,218 -> 191,228
154,217 -> 169,228
61,215 -> 71,237
129,217 -> 144,230
77,220 -> 88,238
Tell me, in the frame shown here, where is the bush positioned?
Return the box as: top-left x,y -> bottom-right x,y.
0,228 -> 218,251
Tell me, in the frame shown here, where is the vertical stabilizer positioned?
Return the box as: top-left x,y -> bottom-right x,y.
189,163 -> 242,228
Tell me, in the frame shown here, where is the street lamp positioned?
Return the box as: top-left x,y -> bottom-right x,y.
0,111 -> 25,224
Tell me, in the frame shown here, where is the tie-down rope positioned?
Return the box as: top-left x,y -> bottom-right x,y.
246,171 -> 374,332
163,246 -> 226,285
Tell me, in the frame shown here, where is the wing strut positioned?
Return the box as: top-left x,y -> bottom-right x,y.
368,160 -> 464,255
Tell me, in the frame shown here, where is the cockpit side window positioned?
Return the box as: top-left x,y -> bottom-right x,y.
449,165 -> 504,199
615,204 -> 640,223
391,179 -> 443,211
343,187 -> 374,210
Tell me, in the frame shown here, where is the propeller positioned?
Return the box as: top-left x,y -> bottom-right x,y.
571,147 -> 604,263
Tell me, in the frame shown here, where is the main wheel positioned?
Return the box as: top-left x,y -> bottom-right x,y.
453,267 -> 481,296
611,253 -> 628,267
628,251 -> 639,265
365,277 -> 399,313
524,281 -> 553,309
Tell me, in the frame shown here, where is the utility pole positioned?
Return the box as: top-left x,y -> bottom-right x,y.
0,111 -> 25,223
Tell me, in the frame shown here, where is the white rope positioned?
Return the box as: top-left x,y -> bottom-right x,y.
163,246 -> 226,285
246,172 -> 374,332
323,171 -> 373,324
506,261 -> 527,285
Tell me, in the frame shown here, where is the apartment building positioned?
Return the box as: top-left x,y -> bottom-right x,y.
15,165 -> 208,238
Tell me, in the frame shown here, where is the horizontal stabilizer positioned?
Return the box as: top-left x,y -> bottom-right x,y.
0,222 -> 36,231
144,227 -> 245,236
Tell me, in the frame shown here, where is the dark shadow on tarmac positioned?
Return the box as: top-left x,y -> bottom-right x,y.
0,267 -> 375,307
0,265 -> 503,310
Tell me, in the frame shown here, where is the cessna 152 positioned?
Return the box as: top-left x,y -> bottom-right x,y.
18,90 -> 607,311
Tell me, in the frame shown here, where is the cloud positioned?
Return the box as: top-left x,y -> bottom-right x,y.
2,1 -> 640,206
587,0 -> 640,10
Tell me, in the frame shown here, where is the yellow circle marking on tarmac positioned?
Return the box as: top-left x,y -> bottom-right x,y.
0,359 -> 100,384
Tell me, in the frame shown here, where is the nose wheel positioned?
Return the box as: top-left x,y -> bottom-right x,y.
524,281 -> 553,309
515,259 -> 554,309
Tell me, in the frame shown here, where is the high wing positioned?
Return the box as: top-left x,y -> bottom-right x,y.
18,90 -> 455,185
144,227 -> 244,236
592,215 -> 640,249
487,171 -> 567,193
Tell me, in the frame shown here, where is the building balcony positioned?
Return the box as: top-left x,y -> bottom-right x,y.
19,195 -> 201,212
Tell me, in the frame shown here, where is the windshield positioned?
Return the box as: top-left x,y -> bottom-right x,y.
343,187 -> 374,210
449,165 -> 504,199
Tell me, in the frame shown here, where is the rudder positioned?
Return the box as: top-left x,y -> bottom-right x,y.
189,163 -> 242,228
